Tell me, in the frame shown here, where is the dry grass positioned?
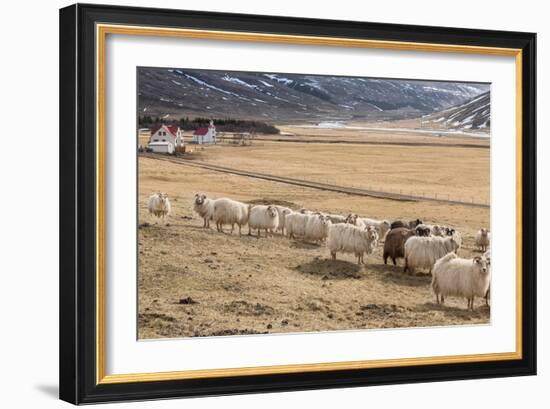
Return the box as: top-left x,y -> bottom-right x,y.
138,132 -> 490,339
192,140 -> 489,204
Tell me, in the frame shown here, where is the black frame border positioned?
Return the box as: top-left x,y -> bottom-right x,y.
59,3 -> 536,404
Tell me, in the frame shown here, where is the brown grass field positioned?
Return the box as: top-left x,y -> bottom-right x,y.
138,127 -> 490,339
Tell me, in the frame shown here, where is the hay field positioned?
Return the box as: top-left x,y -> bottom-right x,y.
138,134 -> 490,339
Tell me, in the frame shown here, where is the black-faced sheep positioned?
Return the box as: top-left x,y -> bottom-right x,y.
415,224 -> 431,237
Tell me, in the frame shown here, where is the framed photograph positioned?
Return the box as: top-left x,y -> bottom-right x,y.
59,3 -> 536,404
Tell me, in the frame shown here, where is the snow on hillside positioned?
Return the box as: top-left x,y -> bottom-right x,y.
138,68 -> 490,122
424,91 -> 490,131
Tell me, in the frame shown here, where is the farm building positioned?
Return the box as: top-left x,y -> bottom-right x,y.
148,124 -> 184,153
192,121 -> 216,144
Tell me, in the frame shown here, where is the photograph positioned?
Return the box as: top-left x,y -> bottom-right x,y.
56,3 -> 537,404
137,67 -> 492,340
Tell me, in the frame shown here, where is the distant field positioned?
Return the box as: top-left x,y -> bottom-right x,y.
192,141 -> 490,205
138,129 -> 490,339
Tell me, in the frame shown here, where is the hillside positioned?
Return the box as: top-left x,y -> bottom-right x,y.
138,68 -> 489,123
423,91 -> 490,131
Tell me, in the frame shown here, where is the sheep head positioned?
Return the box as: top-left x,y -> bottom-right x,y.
366,225 -> 379,242
473,256 -> 490,275
267,205 -> 278,218
194,193 -> 207,205
318,214 -> 331,227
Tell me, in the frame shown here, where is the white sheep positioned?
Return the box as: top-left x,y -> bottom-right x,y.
304,214 -> 332,243
285,212 -> 309,239
431,253 -> 491,310
345,213 -> 359,225
326,214 -> 347,224
193,193 -> 214,228
357,217 -> 391,240
327,223 -> 379,264
483,249 -> 491,306
248,205 -> 279,237
212,198 -> 249,235
148,192 -> 171,224
475,228 -> 491,252
274,205 -> 293,235
404,234 -> 461,274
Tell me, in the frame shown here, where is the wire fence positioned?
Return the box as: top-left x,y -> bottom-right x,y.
142,153 -> 490,208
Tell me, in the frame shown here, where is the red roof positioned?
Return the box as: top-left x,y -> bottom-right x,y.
193,127 -> 209,136
151,124 -> 179,137
166,125 -> 179,136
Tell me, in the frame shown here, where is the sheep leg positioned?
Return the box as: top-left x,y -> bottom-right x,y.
404,258 -> 408,273
238,225 -> 242,236
331,252 -> 336,261
230,224 -> 235,235
441,295 -> 445,304
383,253 -> 388,264
392,257 -> 396,266
435,294 -> 440,304
470,297 -> 475,311
248,226 -> 252,236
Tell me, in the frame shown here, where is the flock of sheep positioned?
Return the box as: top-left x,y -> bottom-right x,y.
147,192 -> 492,311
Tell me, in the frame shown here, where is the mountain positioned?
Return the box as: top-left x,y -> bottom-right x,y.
423,91 -> 490,130
138,68 -> 489,123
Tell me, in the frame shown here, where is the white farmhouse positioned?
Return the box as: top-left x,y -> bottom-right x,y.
148,124 -> 184,154
192,120 -> 216,144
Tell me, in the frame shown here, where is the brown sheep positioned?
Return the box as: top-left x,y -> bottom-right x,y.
383,227 -> 416,265
391,219 -> 422,230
